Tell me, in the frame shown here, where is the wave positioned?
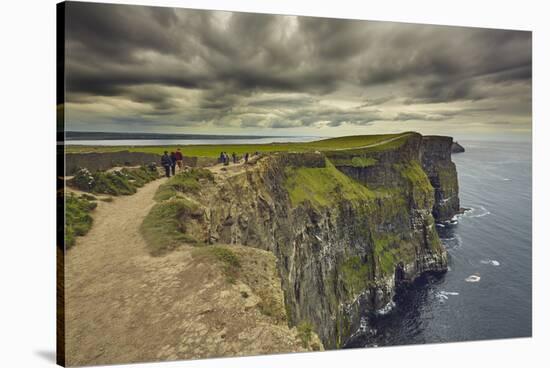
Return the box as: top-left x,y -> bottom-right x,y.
375,301 -> 396,316
435,290 -> 459,304
465,275 -> 481,283
440,291 -> 460,296
462,205 -> 491,219
481,259 -> 500,266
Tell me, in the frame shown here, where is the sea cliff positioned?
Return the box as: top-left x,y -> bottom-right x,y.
152,132 -> 460,349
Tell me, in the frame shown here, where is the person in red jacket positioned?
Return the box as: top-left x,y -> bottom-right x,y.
175,148 -> 183,171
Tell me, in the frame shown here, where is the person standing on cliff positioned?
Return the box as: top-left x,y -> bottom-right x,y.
175,148 -> 183,171
169,152 -> 177,176
160,151 -> 172,178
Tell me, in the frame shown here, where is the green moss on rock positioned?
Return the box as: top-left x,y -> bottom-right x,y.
284,159 -> 374,208
340,256 -> 371,295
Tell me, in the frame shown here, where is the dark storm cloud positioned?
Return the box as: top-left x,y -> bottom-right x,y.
64,2 -> 531,131
246,96 -> 319,108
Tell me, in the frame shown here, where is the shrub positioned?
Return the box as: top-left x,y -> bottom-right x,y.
65,194 -> 97,248
121,166 -> 159,187
71,168 -> 95,191
297,321 -> 314,348
70,166 -> 159,196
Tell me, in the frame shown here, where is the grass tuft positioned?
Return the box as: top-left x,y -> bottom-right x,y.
192,246 -> 241,283
297,321 -> 314,348
154,168 -> 214,201
140,198 -> 200,255
65,194 -> 97,248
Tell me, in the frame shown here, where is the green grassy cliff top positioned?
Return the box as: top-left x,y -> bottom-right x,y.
66,132 -> 415,158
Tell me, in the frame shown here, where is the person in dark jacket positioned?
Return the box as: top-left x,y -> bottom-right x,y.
244,152 -> 249,164
232,152 -> 237,164
160,151 -> 172,177
175,148 -> 183,171
169,152 -> 177,175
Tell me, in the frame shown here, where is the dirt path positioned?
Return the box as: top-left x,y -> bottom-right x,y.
65,175 -> 309,366
329,132 -> 412,151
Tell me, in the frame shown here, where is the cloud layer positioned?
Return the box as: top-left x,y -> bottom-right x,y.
64,2 -> 532,137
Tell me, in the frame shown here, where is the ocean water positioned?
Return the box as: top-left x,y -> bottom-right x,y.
346,140 -> 532,347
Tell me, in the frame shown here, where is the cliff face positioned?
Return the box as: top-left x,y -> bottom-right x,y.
181,133 -> 459,349
421,136 -> 460,221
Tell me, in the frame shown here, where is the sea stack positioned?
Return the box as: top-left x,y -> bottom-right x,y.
451,141 -> 465,153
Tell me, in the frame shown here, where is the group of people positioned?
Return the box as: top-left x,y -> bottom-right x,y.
160,148 -> 184,177
219,151 -> 256,165
160,148 -> 261,178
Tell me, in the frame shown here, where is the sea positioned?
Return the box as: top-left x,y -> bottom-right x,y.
345,140 -> 532,348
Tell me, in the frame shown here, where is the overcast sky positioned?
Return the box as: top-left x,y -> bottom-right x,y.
63,2 -> 532,140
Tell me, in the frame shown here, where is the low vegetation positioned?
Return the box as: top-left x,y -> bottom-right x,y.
70,166 -> 159,196
297,321 -> 314,348
372,233 -> 418,276
140,198 -> 200,255
284,159 -> 374,208
154,168 -> 214,201
191,246 -> 241,283
327,155 -> 378,168
256,288 -> 287,322
140,169 -> 217,254
341,256 -> 371,295
65,194 -> 97,248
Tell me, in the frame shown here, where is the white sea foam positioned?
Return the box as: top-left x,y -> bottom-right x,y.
481,260 -> 500,266
465,206 -> 491,218
465,275 -> 481,283
359,317 -> 368,332
435,290 -> 459,303
440,291 -> 460,296
375,301 -> 395,316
